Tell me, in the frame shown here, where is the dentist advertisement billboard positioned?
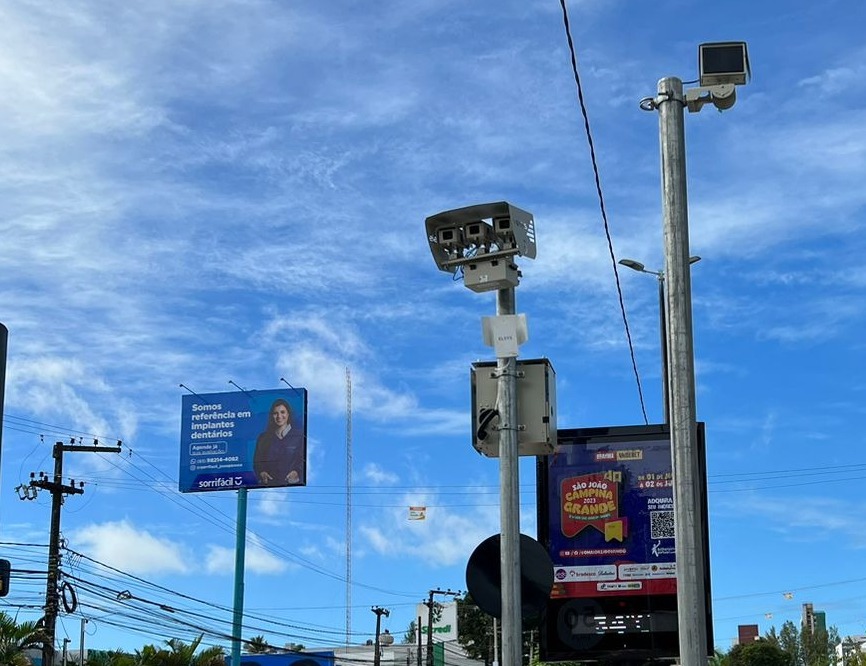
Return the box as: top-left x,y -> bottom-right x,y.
179,388 -> 307,493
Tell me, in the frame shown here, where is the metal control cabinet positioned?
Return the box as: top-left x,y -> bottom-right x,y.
470,358 -> 557,457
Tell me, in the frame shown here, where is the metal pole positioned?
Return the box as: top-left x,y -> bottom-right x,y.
79,618 -> 86,666
231,487 -> 248,666
657,75 -> 708,666
492,616 -> 499,666
42,442 -> 64,666
0,324 -> 7,496
496,286 -> 522,666
658,274 -> 669,424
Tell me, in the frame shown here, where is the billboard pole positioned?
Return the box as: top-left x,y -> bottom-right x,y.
231,488 -> 248,666
657,75 -> 708,666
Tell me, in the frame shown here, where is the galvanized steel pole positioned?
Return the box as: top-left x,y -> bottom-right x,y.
657,76 -> 708,666
496,286 -> 522,666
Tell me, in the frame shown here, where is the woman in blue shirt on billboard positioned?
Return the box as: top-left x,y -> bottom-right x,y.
253,398 -> 305,486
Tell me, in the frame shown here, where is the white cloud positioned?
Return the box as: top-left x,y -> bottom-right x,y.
357,486 -> 504,567
205,535 -> 290,575
716,495 -> 866,549
71,519 -> 190,575
362,463 -> 399,485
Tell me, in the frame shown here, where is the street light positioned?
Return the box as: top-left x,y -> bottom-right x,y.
635,40 -> 748,666
619,255 -> 701,423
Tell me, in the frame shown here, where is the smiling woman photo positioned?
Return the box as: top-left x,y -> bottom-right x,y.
252,398 -> 305,487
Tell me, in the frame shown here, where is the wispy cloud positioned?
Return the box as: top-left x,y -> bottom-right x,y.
205,534 -> 290,575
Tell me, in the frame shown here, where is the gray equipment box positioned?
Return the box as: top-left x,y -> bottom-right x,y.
470,358 -> 557,457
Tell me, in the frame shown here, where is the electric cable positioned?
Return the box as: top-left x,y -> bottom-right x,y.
558,0 -> 649,424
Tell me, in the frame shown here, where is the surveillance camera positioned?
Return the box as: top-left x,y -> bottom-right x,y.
699,42 -> 750,87
437,226 -> 464,248
711,83 -> 736,110
464,220 -> 497,246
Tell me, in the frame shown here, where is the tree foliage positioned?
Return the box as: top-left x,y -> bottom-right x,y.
84,649 -> 137,666
0,611 -> 46,666
401,619 -> 418,644
764,620 -> 839,666
456,594 -> 494,664
729,640 -> 793,666
136,635 -> 225,666
246,635 -> 270,654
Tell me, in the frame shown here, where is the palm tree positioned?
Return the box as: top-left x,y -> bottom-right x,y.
246,635 -> 270,654
137,635 -> 225,666
0,611 -> 46,666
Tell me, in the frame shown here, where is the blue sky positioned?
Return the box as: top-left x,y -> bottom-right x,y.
1,0 -> 865,656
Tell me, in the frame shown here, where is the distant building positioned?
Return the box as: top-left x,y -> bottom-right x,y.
837,636 -> 866,665
737,624 -> 760,644
802,603 -> 827,635
227,643 -> 484,666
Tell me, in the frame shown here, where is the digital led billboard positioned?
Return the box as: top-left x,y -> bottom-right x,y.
179,388 -> 307,493
536,424 -> 712,661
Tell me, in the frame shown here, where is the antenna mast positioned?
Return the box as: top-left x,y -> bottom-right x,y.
345,366 -> 353,646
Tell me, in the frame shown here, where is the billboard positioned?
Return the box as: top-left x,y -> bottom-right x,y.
230,653 -> 335,666
536,424 -> 712,661
179,388 -> 307,493
415,601 -> 458,643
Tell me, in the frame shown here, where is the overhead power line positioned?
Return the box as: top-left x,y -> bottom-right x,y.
558,0 -> 648,424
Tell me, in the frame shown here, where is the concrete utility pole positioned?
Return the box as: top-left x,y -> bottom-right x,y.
372,606 -> 390,666
656,76 -> 708,666
29,440 -> 121,666
425,588 -> 459,666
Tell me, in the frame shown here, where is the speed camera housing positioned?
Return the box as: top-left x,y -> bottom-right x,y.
425,201 -> 536,292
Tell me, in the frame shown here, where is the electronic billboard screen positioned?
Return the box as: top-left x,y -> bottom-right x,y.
179,388 -> 307,493
536,424 -> 712,661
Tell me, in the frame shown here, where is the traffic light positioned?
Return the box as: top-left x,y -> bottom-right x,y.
0,559 -> 10,597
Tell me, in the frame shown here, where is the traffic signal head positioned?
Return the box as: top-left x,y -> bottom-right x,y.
0,559 -> 11,597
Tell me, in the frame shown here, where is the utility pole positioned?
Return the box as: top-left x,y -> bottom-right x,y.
417,614 -> 422,666
28,440 -> 121,666
372,606 -> 390,666
656,76 -> 707,666
425,588 -> 459,666
79,618 -> 87,666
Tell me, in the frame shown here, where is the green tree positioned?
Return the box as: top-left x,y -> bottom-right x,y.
765,619 -> 839,666
84,648 -> 136,666
136,635 -> 225,666
401,619 -> 418,644
709,647 -> 732,666
246,635 -> 270,654
0,611 -> 46,666
456,594 -> 494,664
729,639 -> 793,666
